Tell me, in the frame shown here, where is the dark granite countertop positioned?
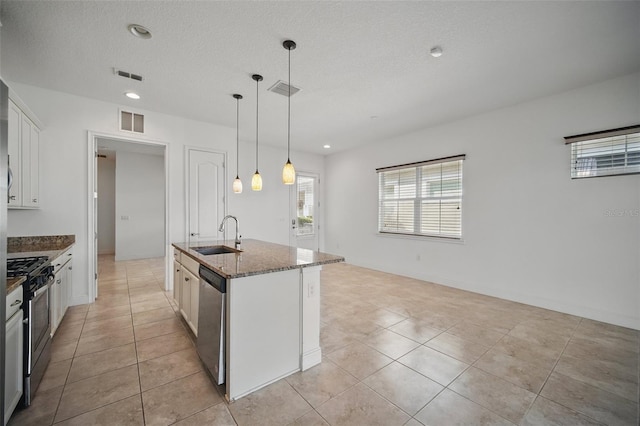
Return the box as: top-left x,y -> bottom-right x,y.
6,277 -> 26,295
172,239 -> 344,280
6,235 -> 75,294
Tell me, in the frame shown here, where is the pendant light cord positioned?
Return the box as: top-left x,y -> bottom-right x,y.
255,77 -> 259,172
287,45 -> 291,161
236,97 -> 240,176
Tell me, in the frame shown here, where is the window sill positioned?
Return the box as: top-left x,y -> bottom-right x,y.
376,232 -> 465,245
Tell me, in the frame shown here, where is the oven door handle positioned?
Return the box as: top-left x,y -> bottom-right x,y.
33,282 -> 52,299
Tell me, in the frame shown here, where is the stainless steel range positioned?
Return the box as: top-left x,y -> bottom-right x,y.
7,256 -> 54,406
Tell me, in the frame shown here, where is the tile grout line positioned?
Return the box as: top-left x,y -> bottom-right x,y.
124,264 -> 153,426
48,305 -> 89,425
535,317 -> 638,424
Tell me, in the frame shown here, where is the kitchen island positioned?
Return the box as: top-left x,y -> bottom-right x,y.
172,239 -> 344,401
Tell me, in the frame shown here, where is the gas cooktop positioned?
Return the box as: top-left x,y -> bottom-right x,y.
6,256 -> 49,277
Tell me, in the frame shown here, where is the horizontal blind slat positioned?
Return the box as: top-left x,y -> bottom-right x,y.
570,130 -> 640,178
379,157 -> 463,238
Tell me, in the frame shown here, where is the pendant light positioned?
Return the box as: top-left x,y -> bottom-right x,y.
232,94 -> 243,194
282,40 -> 296,185
251,74 -> 263,191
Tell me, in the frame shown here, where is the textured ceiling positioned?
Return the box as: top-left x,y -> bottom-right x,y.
1,1 -> 639,155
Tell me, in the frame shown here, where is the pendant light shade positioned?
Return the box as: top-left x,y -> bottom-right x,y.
282,160 -> 295,184
233,177 -> 243,193
251,171 -> 262,191
251,74 -> 263,191
282,39 -> 296,185
232,94 -> 243,194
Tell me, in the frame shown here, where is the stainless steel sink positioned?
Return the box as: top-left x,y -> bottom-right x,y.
193,245 -> 241,255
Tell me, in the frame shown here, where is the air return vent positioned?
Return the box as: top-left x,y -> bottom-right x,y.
268,80 -> 300,97
120,109 -> 144,133
114,68 -> 144,82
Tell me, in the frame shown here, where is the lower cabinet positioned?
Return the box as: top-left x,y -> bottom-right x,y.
184,268 -> 199,334
50,246 -> 74,336
5,287 -> 24,425
173,253 -> 199,337
180,267 -> 199,336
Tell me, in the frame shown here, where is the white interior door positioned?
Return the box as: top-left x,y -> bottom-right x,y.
188,148 -> 225,243
290,172 -> 320,251
93,148 -> 99,298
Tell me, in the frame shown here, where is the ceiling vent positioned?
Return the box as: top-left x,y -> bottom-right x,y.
119,109 -> 144,133
268,80 -> 300,97
114,68 -> 144,82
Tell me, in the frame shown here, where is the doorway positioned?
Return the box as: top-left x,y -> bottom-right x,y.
88,132 -> 170,301
290,172 -> 320,251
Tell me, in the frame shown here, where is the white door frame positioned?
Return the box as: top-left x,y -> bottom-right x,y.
290,171 -> 321,252
87,131 -> 171,300
183,145 -> 227,243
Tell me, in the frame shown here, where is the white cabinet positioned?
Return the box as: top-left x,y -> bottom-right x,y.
184,267 -> 199,334
8,102 -> 22,207
8,99 -> 41,209
173,256 -> 182,307
21,116 -> 40,208
173,250 -> 199,336
50,246 -> 74,336
5,287 -> 24,425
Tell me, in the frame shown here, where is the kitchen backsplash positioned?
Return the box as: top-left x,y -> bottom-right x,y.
8,235 -> 76,252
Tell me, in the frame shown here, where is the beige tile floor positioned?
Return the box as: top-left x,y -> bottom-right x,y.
8,258 -> 639,425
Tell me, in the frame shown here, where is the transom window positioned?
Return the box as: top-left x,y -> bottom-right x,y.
377,155 -> 464,239
565,125 -> 640,178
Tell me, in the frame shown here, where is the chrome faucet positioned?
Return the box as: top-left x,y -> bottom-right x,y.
218,215 -> 241,248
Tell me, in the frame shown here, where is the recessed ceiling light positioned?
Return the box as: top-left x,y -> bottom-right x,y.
430,46 -> 443,58
125,92 -> 140,100
323,144 -> 331,149
128,24 -> 152,39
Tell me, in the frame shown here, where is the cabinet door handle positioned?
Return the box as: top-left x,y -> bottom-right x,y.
57,279 -> 62,284
32,198 -> 37,203
185,277 -> 190,281
190,233 -> 199,237
68,266 -> 72,270
9,195 -> 16,200
10,299 -> 21,307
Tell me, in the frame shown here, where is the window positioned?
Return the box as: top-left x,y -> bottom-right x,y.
296,175 -> 315,236
377,155 -> 464,239
565,125 -> 640,178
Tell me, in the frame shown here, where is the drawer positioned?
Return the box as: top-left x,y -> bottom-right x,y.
180,254 -> 200,277
6,286 -> 23,321
52,246 -> 74,273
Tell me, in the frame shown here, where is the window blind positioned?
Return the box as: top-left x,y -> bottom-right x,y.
565,125 -> 640,178
377,155 -> 464,239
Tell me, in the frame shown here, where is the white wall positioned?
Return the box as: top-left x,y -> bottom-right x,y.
6,83 -> 325,305
97,157 -> 115,254
325,72 -> 640,329
114,151 -> 165,260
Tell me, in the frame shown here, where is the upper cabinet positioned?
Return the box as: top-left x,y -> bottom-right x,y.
8,98 -> 41,209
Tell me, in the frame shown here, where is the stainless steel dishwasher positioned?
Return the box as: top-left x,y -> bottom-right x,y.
197,265 -> 227,385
